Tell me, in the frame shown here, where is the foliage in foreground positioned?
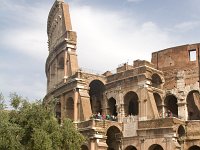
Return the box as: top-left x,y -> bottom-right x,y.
0,92 -> 85,150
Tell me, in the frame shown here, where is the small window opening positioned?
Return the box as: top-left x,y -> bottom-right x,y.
189,49 -> 196,61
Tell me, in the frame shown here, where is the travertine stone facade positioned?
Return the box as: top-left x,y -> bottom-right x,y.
44,1 -> 200,150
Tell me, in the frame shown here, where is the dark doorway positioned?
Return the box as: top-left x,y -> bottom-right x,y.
106,126 -> 121,150
187,91 -> 200,120
89,80 -> 105,114
164,95 -> 178,117
108,98 -> 117,116
124,92 -> 139,116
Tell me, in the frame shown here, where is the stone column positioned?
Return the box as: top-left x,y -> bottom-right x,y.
178,101 -> 187,120
117,91 -> 124,122
60,94 -> 65,121
102,93 -> 107,115
64,50 -> 68,83
74,88 -> 79,122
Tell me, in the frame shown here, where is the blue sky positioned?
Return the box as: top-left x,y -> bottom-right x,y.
0,0 -> 200,104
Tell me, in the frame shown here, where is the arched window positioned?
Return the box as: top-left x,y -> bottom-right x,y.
108,98 -> 117,116
188,145 -> 200,150
148,144 -> 164,150
66,97 -> 74,120
152,73 -> 162,88
187,90 -> 200,120
164,95 -> 178,117
89,80 -> 105,114
124,92 -> 139,116
106,126 -> 121,150
81,145 -> 89,150
125,145 -> 137,150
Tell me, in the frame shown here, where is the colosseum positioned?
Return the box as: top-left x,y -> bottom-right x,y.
44,0 -> 200,150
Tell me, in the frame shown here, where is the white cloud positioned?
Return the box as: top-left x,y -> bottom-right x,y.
1,29 -> 48,60
70,4 -> 175,72
174,21 -> 200,32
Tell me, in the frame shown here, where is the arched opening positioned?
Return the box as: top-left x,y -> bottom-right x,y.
55,101 -> 61,123
187,91 -> 200,120
124,92 -> 139,116
152,73 -> 162,88
125,145 -> 137,150
178,125 -> 185,137
164,95 -> 178,117
188,145 -> 200,150
108,98 -> 117,116
89,80 -> 105,114
153,93 -> 162,115
106,126 -> 121,150
148,144 -> 164,150
81,145 -> 89,150
66,97 -> 74,120
177,125 -> 185,144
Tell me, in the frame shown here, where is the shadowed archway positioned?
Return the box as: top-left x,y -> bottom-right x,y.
125,145 -> 137,150
148,144 -> 164,150
188,145 -> 200,150
106,126 -> 121,150
187,90 -> 200,120
89,80 -> 105,114
164,95 -> 178,117
108,97 -> 117,116
124,91 -> 139,116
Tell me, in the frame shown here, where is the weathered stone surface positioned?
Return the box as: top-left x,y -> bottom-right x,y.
44,1 -> 200,149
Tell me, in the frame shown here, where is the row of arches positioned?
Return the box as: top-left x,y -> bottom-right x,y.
89,80 -> 200,120
80,144 -> 200,150
80,125 -> 199,150
124,144 -> 164,150
55,79 -> 200,121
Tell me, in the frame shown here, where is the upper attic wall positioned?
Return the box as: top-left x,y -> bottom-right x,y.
151,44 -> 200,71
47,0 -> 75,52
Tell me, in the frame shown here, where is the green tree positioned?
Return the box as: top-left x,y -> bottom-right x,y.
0,93 -> 85,150
0,92 -> 6,110
0,110 -> 24,150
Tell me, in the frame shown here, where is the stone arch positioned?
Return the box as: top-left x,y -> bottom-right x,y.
152,73 -> 162,88
81,145 -> 89,150
89,80 -> 105,114
66,97 -> 74,120
186,90 -> 200,120
125,145 -> 137,150
108,97 -> 117,116
177,125 -> 186,145
55,101 -> 61,123
106,126 -> 121,150
164,94 -> 178,117
177,125 -> 185,137
188,145 -> 200,150
148,144 -> 164,150
153,93 -> 162,115
124,91 -> 139,116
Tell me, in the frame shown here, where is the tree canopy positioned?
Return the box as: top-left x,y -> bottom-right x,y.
0,92 -> 85,150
